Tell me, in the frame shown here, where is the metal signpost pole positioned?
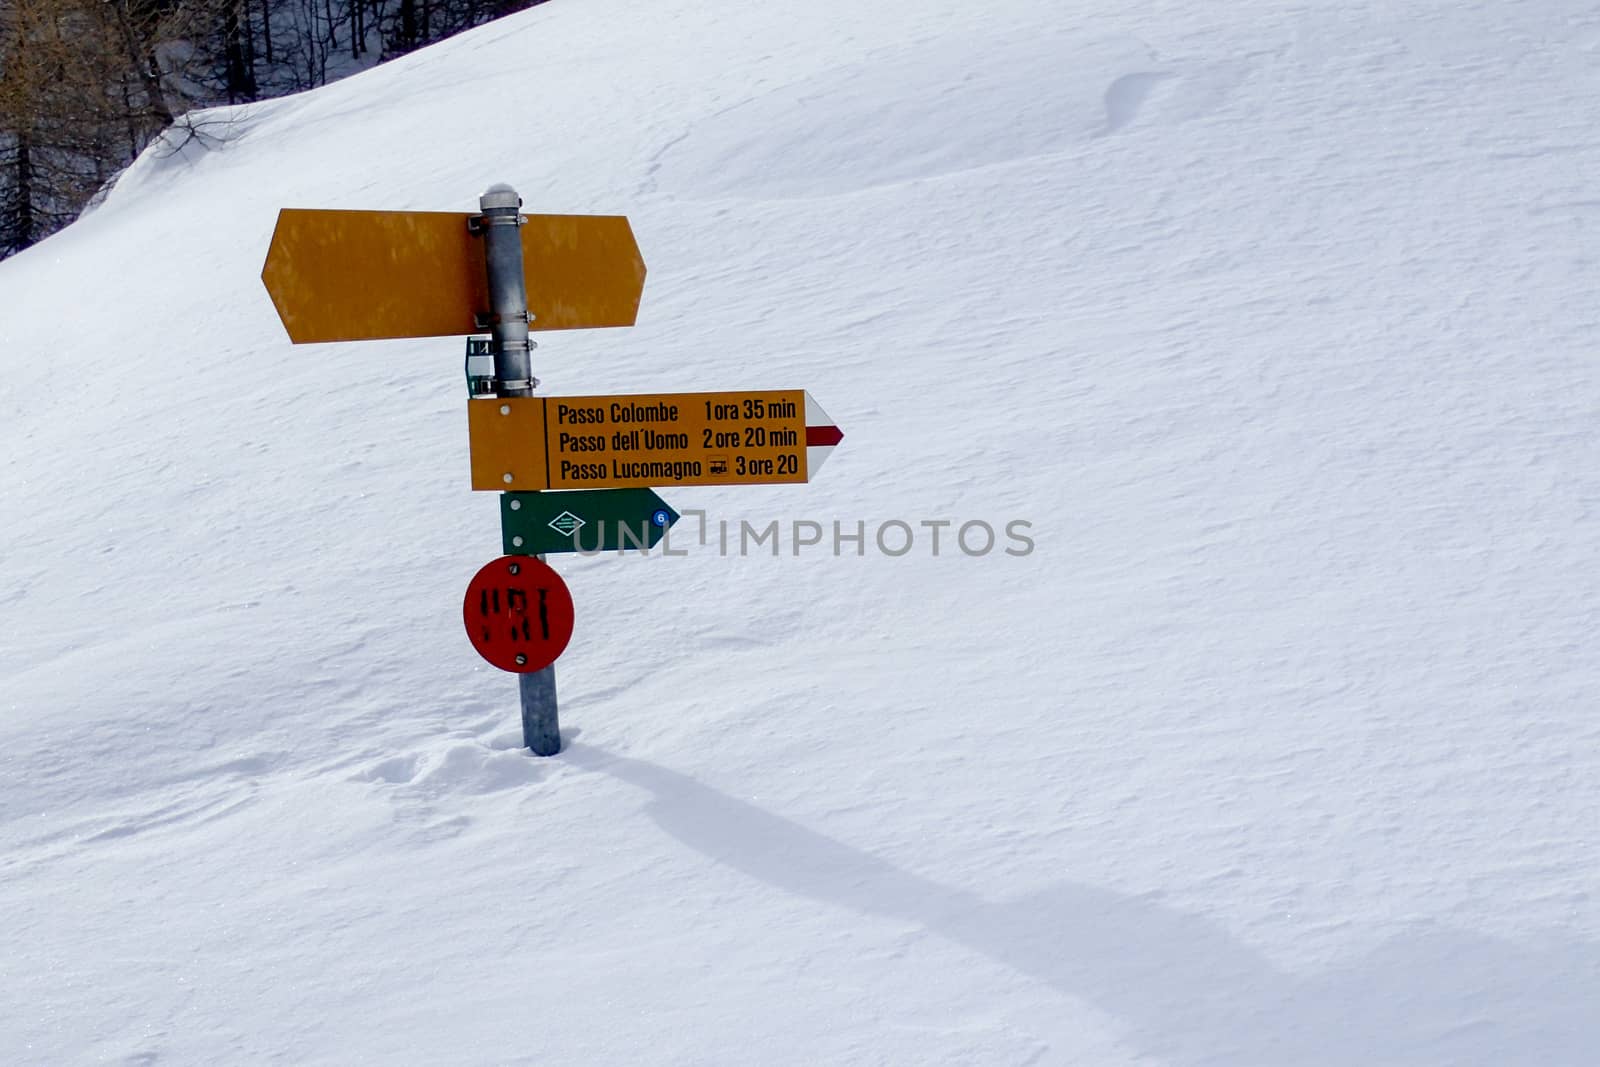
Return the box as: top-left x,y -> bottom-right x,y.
478,183 -> 561,756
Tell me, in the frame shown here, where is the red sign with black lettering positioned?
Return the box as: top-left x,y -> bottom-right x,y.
463,556 -> 575,672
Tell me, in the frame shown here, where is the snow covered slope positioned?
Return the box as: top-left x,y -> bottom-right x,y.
4,0 -> 1600,1062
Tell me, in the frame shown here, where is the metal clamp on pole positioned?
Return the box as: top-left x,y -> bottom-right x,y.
475,182 -> 561,757
474,183 -> 534,399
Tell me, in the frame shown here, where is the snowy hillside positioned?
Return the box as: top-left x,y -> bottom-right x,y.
4,0 -> 1600,1062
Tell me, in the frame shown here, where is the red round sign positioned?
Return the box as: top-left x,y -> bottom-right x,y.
462,556 -> 575,673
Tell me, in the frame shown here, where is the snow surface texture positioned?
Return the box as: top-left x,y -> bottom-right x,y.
4,0 -> 1600,1062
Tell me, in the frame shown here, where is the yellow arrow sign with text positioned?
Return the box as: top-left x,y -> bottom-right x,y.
468,391 -> 844,491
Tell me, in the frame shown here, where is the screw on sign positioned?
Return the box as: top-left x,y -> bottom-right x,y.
463,557 -> 575,673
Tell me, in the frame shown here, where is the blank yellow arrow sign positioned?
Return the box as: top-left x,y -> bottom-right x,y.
260,209 -> 646,343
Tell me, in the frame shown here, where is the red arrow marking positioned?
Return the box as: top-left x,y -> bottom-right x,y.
806,425 -> 844,447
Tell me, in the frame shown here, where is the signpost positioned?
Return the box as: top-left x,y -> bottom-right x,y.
259,183 -> 844,758
261,208 -> 646,342
467,391 -> 844,491
500,489 -> 678,555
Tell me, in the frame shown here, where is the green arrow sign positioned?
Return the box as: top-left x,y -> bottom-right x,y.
500,489 -> 679,556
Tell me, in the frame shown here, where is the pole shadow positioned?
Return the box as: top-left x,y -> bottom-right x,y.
563,745 -> 1600,1066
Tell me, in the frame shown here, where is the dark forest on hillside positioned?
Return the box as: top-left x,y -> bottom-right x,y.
0,0 -> 545,258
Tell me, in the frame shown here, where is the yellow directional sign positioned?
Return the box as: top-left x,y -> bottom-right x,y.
260,209 -> 646,343
468,391 -> 844,491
